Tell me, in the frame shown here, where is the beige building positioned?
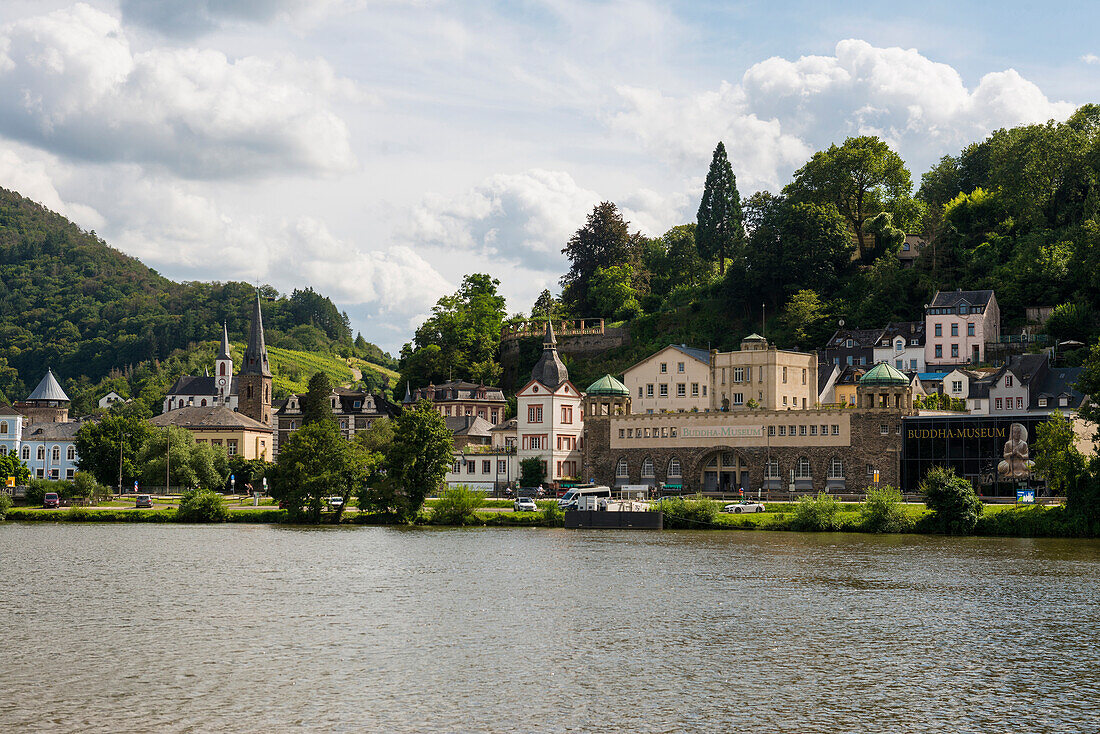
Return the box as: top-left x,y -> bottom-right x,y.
711,334 -> 818,411
623,345 -> 711,413
516,323 -> 584,485
149,406 -> 273,461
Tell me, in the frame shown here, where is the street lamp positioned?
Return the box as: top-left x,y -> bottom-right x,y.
118,429 -> 125,498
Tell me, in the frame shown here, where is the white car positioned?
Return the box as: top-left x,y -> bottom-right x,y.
722,501 -> 765,514
514,497 -> 538,512
326,496 -> 345,510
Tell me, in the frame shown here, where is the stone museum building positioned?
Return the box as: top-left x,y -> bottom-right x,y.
583,361 -> 914,494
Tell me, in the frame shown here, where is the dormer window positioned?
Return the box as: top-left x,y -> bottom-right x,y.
353,401 -> 362,408
845,339 -> 853,348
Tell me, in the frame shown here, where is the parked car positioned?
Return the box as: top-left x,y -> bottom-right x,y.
326,496 -> 345,510
135,494 -> 153,508
43,492 -> 60,509
722,501 -> 765,514
514,497 -> 538,512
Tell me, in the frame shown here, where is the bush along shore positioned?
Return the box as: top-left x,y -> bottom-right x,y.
3,481 -> 1099,538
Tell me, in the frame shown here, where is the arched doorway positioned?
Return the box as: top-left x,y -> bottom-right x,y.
701,450 -> 751,493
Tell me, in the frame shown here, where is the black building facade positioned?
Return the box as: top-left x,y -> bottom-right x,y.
901,414 -> 1050,496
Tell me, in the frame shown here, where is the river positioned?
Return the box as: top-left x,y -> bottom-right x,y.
1,524 -> 1098,732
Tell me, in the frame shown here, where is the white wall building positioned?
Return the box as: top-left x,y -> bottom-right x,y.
515,323 -> 583,486
873,321 -> 926,372
623,344 -> 710,413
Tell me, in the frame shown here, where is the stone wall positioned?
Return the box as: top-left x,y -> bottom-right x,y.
583,410 -> 905,493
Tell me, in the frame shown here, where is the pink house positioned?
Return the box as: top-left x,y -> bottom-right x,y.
924,289 -> 1000,367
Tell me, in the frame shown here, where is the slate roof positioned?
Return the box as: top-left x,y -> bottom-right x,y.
26,369 -> 70,402
879,321 -> 925,346
928,289 -> 995,308
1033,367 -> 1085,410
23,421 -> 82,440
445,415 -> 495,438
817,363 -> 839,395
826,328 -> 886,348
530,321 -> 569,389
148,405 -> 270,431
490,418 -> 517,433
0,401 -> 20,416
166,375 -> 238,397
411,380 -> 506,403
670,344 -> 711,364
1004,353 -> 1049,386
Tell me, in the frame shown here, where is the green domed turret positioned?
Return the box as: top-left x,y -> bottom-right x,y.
586,374 -> 629,396
859,362 -> 909,386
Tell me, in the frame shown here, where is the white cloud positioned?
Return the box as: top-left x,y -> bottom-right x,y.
1083,54 -> 1100,64
0,3 -> 357,178
0,142 -> 103,228
610,40 -> 1077,190
407,169 -> 603,272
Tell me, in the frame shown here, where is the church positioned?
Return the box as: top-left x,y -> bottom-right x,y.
162,294 -> 274,428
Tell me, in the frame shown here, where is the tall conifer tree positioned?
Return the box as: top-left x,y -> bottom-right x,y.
696,142 -> 745,275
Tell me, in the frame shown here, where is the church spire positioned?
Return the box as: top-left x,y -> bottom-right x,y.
216,322 -> 231,360
240,292 -> 272,377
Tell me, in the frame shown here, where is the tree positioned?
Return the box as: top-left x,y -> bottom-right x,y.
300,371 -> 335,427
274,420 -> 375,522
399,274 -> 508,387
661,224 -> 712,289
1033,411 -> 1086,496
0,452 -> 30,486
920,466 -> 983,534
138,426 -> 229,491
520,457 -> 546,488
785,136 -> 914,263
560,202 -> 634,313
386,399 -> 454,520
1076,337 -> 1100,440
781,290 -> 829,347
75,402 -> 154,491
696,142 -> 745,275
532,289 -> 559,319
70,472 -> 108,503
589,265 -> 641,321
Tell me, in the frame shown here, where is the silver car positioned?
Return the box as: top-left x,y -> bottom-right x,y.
723,501 -> 765,514
514,497 -> 538,512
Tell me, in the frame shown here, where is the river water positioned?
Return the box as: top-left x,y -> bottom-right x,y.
1,524 -> 1098,733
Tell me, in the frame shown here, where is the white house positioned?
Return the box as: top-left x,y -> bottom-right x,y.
0,402 -> 23,460
873,321 -> 926,372
98,391 -> 128,410
515,323 -> 583,486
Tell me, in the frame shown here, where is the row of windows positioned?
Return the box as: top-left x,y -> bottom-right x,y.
521,434 -> 580,450
2,444 -> 76,461
766,424 -> 842,437
641,384 -> 707,399
658,362 -> 687,374
933,344 -> 973,359
616,456 -> 875,481
928,306 -> 983,316
933,322 -> 976,337
452,459 -> 510,475
527,405 -> 573,423
994,397 -> 1026,411
719,366 -> 806,385
441,405 -> 500,422
880,338 -> 921,349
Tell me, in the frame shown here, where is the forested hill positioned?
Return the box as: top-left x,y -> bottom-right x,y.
0,187 -> 394,409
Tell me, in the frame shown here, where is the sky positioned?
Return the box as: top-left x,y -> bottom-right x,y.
0,1 -> 1096,354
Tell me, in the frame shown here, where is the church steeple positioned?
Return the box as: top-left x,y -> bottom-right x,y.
531,320 -> 569,389
217,322 -> 231,360
237,292 -> 273,427
214,321 -> 233,397
240,293 -> 272,378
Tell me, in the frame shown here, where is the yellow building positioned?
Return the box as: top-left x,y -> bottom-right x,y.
710,334 -> 818,411
148,406 -> 272,461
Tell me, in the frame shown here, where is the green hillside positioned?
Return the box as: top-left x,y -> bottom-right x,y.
0,185 -> 396,410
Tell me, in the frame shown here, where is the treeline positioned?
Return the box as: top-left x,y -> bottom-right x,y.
0,187 -> 395,407
397,104 -> 1100,393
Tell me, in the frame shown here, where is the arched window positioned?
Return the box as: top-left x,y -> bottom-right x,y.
667,458 -> 682,478
828,458 -> 844,479
642,457 -> 655,477
0,420 -> 7,434
219,363 -> 226,376
67,446 -> 76,461
37,446 -> 45,460
765,459 -> 779,479
52,446 -> 61,462
616,458 -> 628,478
200,399 -> 207,407
796,457 -> 811,479
22,446 -> 30,460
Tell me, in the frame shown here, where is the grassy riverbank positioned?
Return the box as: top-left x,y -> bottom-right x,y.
4,500 -> 1096,537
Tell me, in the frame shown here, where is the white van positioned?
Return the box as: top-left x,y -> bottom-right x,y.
557,485 -> 612,510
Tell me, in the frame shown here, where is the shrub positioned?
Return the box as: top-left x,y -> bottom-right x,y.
791,492 -> 842,531
540,502 -> 564,527
920,466 -> 983,534
859,485 -> 911,533
0,493 -> 11,520
430,486 -> 487,526
71,472 -> 108,504
656,495 -> 720,529
176,488 -> 229,523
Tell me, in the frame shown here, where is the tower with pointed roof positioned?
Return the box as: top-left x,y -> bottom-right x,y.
238,293 -> 273,427
16,369 -> 71,423
515,321 -> 584,488
215,322 -> 233,401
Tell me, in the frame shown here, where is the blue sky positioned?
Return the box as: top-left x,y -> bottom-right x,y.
0,1 -> 1095,352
